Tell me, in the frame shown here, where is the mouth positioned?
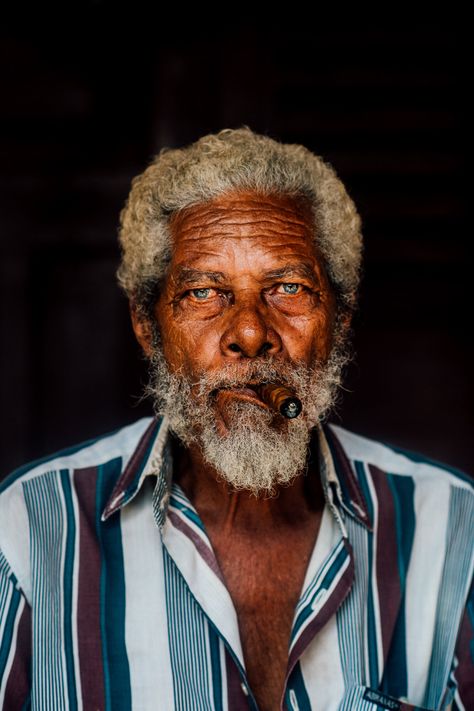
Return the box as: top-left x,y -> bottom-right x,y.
210,383 -> 272,411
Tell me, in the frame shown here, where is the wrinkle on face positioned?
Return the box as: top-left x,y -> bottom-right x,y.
152,190 -> 337,382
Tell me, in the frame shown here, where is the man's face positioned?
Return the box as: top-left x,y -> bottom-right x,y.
133,190 -> 350,495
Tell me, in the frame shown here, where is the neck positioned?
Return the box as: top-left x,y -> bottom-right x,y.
170,431 -> 325,536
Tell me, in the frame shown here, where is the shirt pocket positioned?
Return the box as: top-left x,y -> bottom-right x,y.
338,685 -> 443,711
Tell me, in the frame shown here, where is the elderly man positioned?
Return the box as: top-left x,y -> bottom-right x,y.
0,127 -> 472,710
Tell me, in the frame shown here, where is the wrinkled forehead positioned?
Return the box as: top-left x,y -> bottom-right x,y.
168,189 -> 315,245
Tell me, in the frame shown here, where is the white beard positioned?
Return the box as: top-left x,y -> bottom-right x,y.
144,324 -> 350,497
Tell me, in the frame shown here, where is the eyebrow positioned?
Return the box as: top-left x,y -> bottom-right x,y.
173,262 -> 319,290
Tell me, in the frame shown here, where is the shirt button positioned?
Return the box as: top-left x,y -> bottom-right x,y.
241,681 -> 249,696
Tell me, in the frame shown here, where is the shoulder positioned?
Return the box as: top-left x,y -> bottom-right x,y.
325,422 -> 473,551
326,421 -> 473,492
0,417 -> 154,599
0,416 -> 153,497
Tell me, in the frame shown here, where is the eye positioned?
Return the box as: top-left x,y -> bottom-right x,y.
190,288 -> 214,299
277,283 -> 304,295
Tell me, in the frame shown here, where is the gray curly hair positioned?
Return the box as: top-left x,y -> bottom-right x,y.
116,126 -> 363,321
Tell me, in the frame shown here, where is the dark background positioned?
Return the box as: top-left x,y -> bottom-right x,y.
1,11 -> 471,479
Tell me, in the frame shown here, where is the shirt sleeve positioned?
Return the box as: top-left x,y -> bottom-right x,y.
451,574 -> 474,710
0,548 -> 31,709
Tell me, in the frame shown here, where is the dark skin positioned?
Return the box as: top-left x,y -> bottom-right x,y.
131,189 -> 346,710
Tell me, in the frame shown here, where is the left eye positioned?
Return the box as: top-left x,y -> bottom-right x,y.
191,288 -> 214,299
278,283 -> 303,294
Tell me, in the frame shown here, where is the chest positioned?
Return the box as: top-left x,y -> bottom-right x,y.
206,525 -> 321,711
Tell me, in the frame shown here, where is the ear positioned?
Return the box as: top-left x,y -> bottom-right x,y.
129,301 -> 153,359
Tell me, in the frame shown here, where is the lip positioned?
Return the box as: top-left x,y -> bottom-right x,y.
213,386 -> 271,410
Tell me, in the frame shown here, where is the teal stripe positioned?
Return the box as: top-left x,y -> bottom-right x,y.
467,582 -> 474,664
380,474 -> 415,698
209,626 -> 223,711
0,583 -> 21,677
387,475 -> 415,588
296,538 -> 345,613
59,469 -> 78,711
96,459 -> 132,711
355,461 -> 379,687
0,426 -> 122,494
291,542 -> 348,641
169,494 -> 206,533
287,662 -> 311,710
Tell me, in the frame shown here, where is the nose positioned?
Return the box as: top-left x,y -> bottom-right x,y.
220,301 -> 282,358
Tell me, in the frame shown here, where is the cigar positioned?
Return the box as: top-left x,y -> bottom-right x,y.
255,382 -> 302,419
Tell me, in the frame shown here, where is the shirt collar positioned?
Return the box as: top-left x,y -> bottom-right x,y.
101,415 -> 373,532
101,415 -> 171,522
319,423 -> 373,531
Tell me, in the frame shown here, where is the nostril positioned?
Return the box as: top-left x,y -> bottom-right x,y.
228,343 -> 241,353
261,342 -> 272,353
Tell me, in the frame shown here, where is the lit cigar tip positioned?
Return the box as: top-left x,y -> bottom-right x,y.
256,382 -> 303,419
280,397 -> 302,419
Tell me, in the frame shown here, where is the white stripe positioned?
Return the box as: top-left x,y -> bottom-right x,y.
0,484 -> 31,602
69,473 -> 83,711
453,687 -> 466,711
219,636 -> 229,711
300,614 -> 345,710
121,476 -> 175,710
203,619 -> 215,709
363,464 -> 384,684
405,475 -> 450,702
57,474 -> 71,707
289,688 -> 300,710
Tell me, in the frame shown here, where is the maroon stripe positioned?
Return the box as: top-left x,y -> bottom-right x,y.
167,509 -> 224,581
3,599 -> 31,708
368,464 -> 402,665
452,582 -> 474,705
286,539 -> 355,675
324,425 -> 372,529
225,647 -> 251,710
74,465 -> 106,709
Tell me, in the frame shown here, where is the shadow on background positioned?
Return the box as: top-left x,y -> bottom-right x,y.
1,10 -> 471,478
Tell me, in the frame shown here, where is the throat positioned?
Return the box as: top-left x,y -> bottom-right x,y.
170,424 -> 324,532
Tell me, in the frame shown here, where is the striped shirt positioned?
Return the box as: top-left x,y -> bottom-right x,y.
0,415 -> 472,711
